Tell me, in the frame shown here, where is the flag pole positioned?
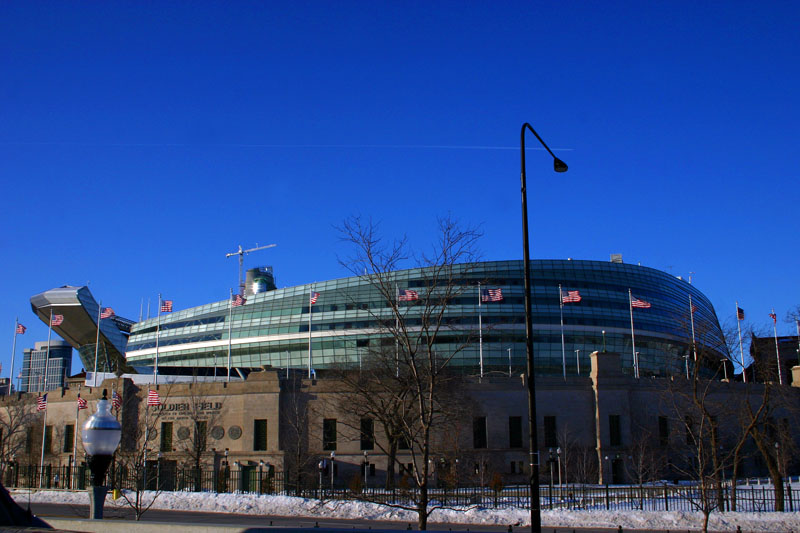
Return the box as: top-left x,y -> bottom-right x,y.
39,310 -> 54,486
559,284 -> 566,381
308,287 -> 313,379
772,309 -> 782,385
689,294 -> 697,379
628,289 -> 639,379
736,301 -> 747,383
228,288 -> 233,383
395,283 -> 400,378
478,282 -> 483,379
143,396 -> 149,469
9,318 -> 19,396
72,398 -> 80,489
155,294 -> 161,386
93,301 -> 102,387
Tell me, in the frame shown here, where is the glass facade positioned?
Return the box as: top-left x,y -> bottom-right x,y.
124,260 -> 729,378
20,341 -> 73,392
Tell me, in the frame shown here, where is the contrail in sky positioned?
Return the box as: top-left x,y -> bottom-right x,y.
0,141 -> 573,151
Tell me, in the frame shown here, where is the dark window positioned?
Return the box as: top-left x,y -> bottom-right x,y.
254,419 -> 267,451
398,434 -> 410,450
323,418 -> 337,450
473,416 -> 487,449
509,416 -> 523,448
63,424 -> 74,453
658,416 -> 669,446
609,415 -> 621,446
360,418 -> 374,450
544,416 -> 558,448
160,422 -> 173,452
43,425 -> 52,454
685,416 -> 694,445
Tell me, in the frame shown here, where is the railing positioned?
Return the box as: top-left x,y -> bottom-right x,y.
4,465 -> 798,513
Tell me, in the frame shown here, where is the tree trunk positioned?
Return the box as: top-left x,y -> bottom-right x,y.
417,482 -> 428,530
386,439 -> 398,490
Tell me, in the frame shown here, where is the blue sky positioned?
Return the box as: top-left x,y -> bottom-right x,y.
1,1 -> 798,377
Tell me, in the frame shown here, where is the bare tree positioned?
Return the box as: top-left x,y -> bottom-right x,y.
173,380 -> 225,492
113,383 -> 171,520
280,374 -> 318,495
0,398 -> 36,484
335,215 -> 482,530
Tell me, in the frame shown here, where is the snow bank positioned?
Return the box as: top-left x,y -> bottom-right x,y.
12,489 -> 800,532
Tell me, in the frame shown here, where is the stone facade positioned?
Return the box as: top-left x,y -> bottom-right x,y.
2,352 -> 798,487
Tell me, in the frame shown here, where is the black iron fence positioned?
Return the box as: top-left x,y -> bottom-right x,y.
4,464 -> 798,514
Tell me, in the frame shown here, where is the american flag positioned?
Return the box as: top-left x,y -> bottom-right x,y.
100,307 -> 115,319
231,294 -> 245,307
561,290 -> 582,303
631,296 -> 651,309
398,289 -> 419,302
77,395 -> 88,410
51,314 -> 64,326
147,389 -> 161,406
309,292 -> 320,305
160,300 -> 173,313
37,394 -> 47,412
737,307 -> 745,320
769,312 -> 777,323
480,288 -> 504,302
15,323 -> 26,334
112,390 -> 122,410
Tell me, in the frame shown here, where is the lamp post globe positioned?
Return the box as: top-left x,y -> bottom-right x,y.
81,389 -> 122,520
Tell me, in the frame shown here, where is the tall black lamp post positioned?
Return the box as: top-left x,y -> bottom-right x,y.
520,123 -> 567,533
81,389 -> 122,520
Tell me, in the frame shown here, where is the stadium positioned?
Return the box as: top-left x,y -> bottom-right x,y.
32,258 -> 731,380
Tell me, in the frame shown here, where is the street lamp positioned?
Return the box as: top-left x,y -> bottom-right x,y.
330,451 -> 335,492
81,389 -> 122,520
521,122 -> 567,533
259,460 -> 265,495
363,450 -> 369,487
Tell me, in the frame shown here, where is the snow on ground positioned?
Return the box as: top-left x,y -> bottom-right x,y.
12,489 -> 800,532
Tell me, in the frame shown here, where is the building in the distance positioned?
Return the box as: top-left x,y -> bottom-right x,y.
19,340 -> 72,393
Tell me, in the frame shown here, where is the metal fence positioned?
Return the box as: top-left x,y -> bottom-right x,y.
4,464 -> 799,514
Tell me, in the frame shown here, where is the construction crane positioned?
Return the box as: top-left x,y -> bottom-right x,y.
226,243 -> 276,295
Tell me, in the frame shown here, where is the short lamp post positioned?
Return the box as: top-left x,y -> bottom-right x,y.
81,389 -> 121,520
329,451 -> 335,494
363,450 -> 369,487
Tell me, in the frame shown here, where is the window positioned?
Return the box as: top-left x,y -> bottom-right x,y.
398,434 -> 410,450
609,415 -> 621,446
63,424 -> 74,453
473,416 -> 487,449
658,416 -> 669,446
360,418 -> 374,450
43,426 -> 52,454
160,422 -> 173,452
685,416 -> 694,445
254,419 -> 267,451
509,416 -> 522,448
323,418 -> 337,450
544,416 -> 557,448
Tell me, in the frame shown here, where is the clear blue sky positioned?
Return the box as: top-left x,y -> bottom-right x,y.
2,1 -> 798,377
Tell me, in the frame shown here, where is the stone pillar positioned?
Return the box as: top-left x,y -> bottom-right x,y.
590,350 -> 627,485
791,366 -> 800,387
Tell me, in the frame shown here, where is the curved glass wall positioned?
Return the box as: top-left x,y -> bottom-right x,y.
126,260 -> 729,378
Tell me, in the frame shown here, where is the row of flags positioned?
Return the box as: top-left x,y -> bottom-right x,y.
36,390 -> 122,412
